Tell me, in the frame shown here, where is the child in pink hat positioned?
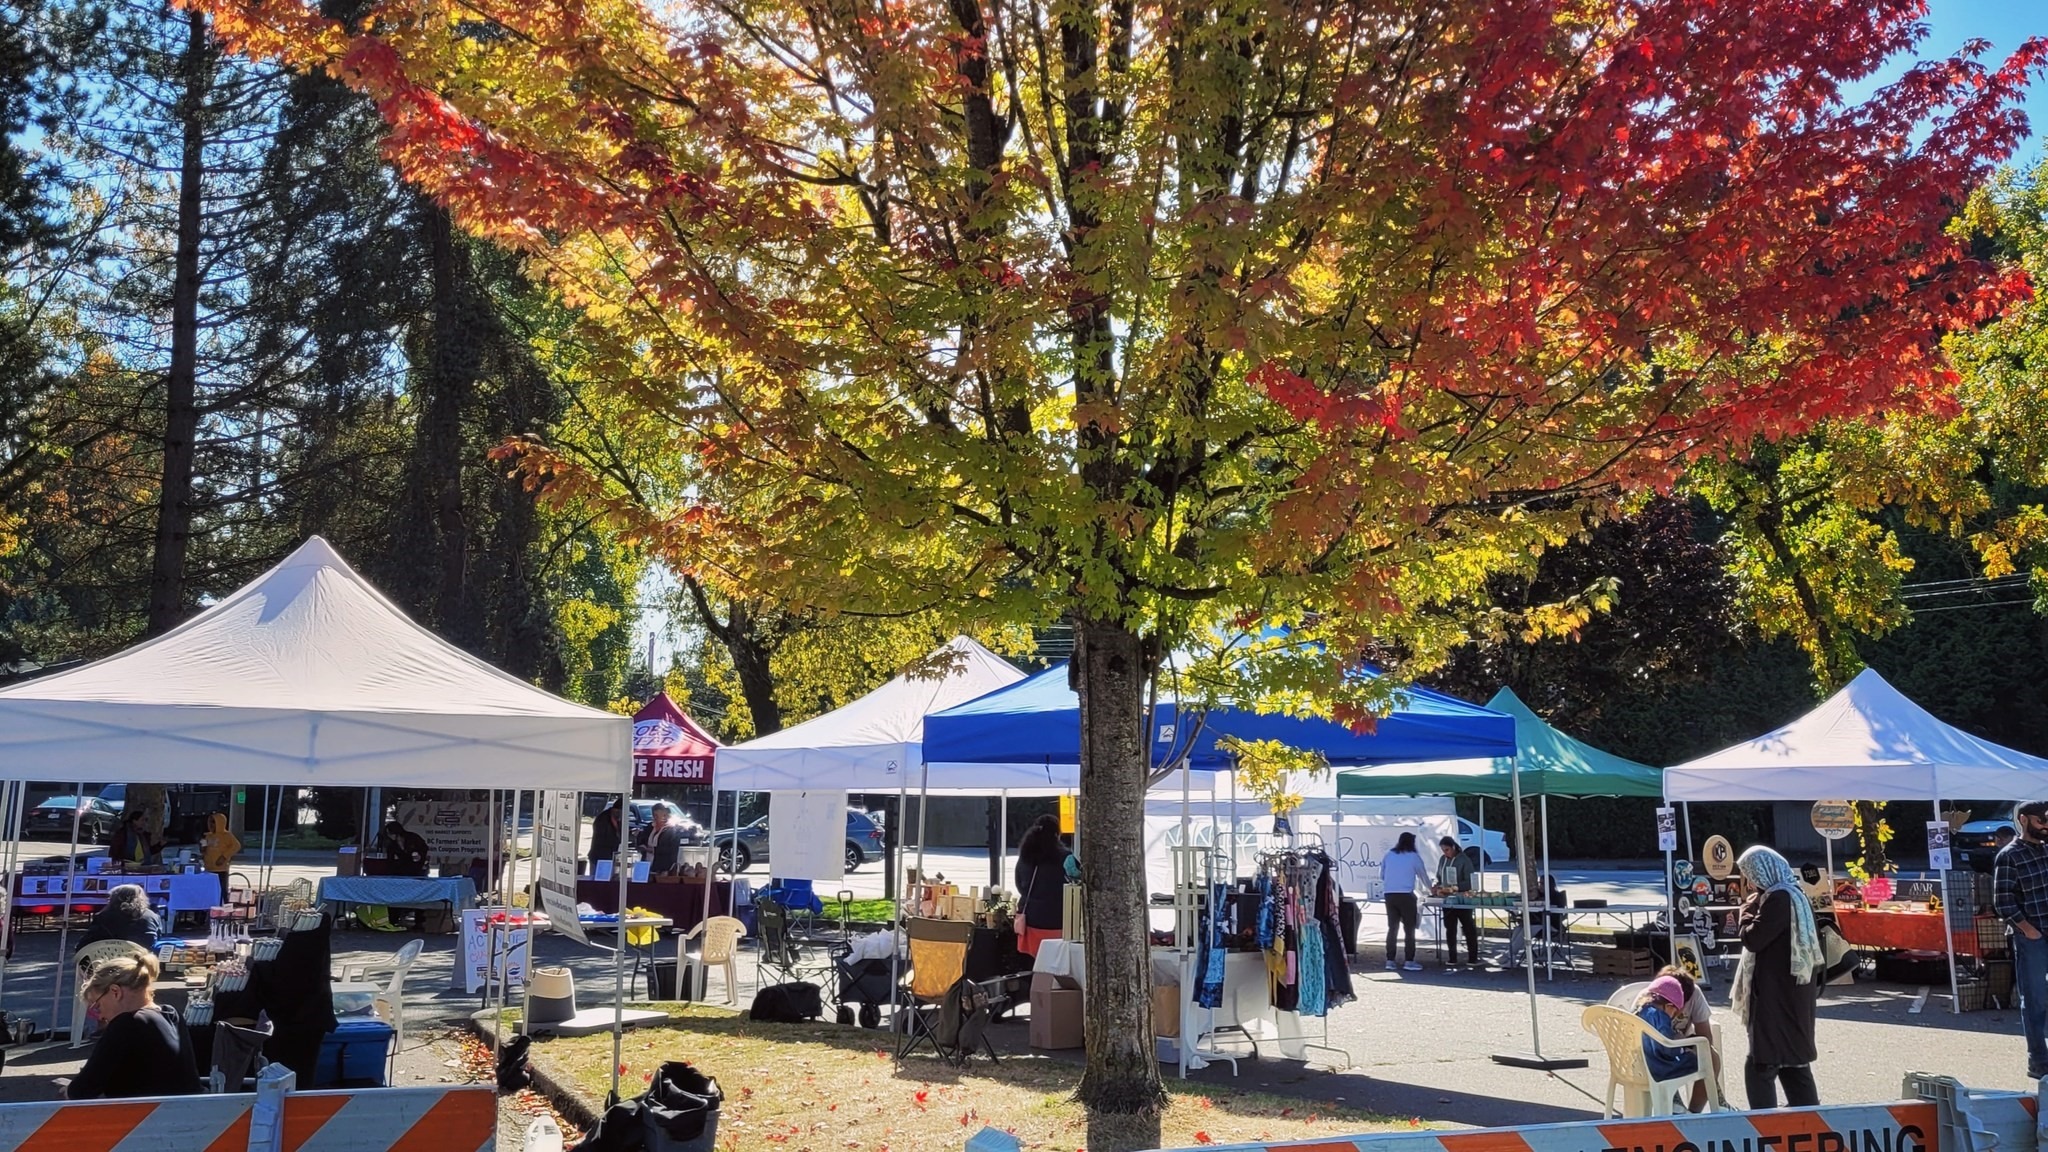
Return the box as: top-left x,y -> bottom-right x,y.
1635,974 -> 1706,1111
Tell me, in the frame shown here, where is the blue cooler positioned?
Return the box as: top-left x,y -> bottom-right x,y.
315,1017 -> 394,1087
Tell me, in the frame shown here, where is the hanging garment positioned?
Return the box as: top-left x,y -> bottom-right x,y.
1309,851 -> 1355,1007
1197,881 -> 1227,1009
1255,872 -> 1277,951
1272,926 -> 1301,1012
1298,905 -> 1327,1017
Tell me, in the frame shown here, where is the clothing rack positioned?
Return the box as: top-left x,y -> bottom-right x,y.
1247,840 -> 1352,1070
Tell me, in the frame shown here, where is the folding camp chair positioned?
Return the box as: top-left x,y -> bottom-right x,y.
896,917 -> 1000,1066
755,900 -> 834,989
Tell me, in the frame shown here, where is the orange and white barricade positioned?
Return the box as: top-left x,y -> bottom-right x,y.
0,1076 -> 494,1152
967,1074 -> 2040,1152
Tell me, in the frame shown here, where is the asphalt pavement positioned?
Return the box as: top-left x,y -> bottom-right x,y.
0,846 -> 2033,1135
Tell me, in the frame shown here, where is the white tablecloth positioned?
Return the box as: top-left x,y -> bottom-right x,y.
1030,941 -> 1195,990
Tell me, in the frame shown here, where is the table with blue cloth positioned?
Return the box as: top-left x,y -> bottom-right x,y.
12,870 -> 222,920
316,876 -> 478,914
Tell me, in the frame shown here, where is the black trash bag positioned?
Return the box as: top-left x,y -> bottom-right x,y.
749,982 -> 823,1023
640,1061 -> 723,1152
496,1034 -> 534,1092
569,1098 -> 646,1152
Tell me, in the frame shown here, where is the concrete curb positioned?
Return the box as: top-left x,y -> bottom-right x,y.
458,1015 -> 604,1134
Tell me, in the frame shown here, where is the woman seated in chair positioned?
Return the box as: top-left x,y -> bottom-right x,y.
80,884 -> 161,951
1635,974 -> 1706,1112
64,952 -> 203,1100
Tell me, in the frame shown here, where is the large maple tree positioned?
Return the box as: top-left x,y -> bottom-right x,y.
191,0 -> 2040,1124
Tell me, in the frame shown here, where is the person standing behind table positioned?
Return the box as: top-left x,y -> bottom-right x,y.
64,952 -> 203,1100
375,820 -> 431,878
1379,832 -> 1432,971
1732,845 -> 1824,1109
107,810 -> 161,869
199,813 -> 241,903
1994,799 -> 2048,1079
640,803 -> 687,875
1014,814 -> 1077,958
80,884 -> 161,951
588,800 -> 625,876
1432,836 -> 1480,970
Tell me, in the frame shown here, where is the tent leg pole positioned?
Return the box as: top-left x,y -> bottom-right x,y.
0,780 -> 17,1010
53,780 -> 84,1038
1540,794 -> 1551,982
1513,762 -> 1543,1058
890,775 -> 906,1025
1477,797 -> 1485,894
613,788 -> 628,1104
998,791 -> 1009,895
915,764 -> 930,893
702,785 -> 717,934
1682,802 -> 1695,864
1938,794 -> 1960,1015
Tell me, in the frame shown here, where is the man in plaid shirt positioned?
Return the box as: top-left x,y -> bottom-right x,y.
1993,800 -> 2048,1079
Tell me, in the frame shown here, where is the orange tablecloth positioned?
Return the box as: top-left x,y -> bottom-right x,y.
1833,907 -> 1975,954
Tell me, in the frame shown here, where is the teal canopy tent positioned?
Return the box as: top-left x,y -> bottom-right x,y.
1336,685 -> 1659,1071
1334,687 -> 1660,799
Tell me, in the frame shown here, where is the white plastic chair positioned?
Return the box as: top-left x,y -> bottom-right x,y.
681,917 -> 746,1005
71,940 -> 150,1048
336,937 -> 422,1082
1581,1004 -> 1719,1117
1607,981 -> 1652,1009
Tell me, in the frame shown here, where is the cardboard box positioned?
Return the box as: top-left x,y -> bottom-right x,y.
1029,972 -> 1084,1050
1151,982 -> 1180,1039
336,847 -> 361,878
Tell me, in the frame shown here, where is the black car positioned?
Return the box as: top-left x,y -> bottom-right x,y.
25,796 -> 118,843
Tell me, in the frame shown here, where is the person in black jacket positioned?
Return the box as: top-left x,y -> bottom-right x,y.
589,800 -> 625,875
1013,814 -> 1076,957
66,952 -> 202,1099
375,820 -> 431,877
80,884 -> 161,951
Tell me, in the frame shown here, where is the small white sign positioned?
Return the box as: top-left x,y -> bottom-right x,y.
1928,820 -> 1954,872
1656,806 -> 1678,853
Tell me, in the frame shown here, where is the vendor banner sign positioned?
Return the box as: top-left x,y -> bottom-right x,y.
393,799 -> 491,877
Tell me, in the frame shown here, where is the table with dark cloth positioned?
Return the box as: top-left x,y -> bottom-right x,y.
577,878 -> 733,935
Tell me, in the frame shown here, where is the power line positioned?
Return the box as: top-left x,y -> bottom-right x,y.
1908,597 -> 2039,615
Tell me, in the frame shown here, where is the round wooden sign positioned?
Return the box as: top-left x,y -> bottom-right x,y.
1702,834 -> 1736,879
1810,800 -> 1856,841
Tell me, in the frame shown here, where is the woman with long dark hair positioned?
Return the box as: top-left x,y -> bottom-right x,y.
1379,832 -> 1430,970
1013,814 -> 1076,957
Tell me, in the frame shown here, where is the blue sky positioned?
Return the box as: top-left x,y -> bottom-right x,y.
1891,0 -> 2047,161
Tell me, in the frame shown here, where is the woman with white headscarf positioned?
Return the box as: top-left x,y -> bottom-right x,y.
1731,845 -> 1824,1108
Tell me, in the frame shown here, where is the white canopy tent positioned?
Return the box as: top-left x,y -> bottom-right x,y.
1664,667 -> 2048,801
714,635 -> 1027,793
1664,666 -> 2048,1015
0,537 -> 635,1085
0,536 -> 632,790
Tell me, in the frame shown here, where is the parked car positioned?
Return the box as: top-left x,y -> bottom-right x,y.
713,809 -> 887,874
97,783 -> 125,814
628,800 -> 707,846
26,795 -> 118,843
1957,819 -> 2017,872
1456,817 -> 1511,864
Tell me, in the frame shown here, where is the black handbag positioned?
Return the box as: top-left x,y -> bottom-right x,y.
640,1061 -> 723,1152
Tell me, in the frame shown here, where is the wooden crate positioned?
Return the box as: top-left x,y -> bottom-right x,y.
1589,946 -> 1656,977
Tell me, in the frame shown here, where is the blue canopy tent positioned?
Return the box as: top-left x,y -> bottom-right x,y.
923,663 -> 1516,773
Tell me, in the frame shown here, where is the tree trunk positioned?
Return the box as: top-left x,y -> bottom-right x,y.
1072,614 -> 1165,1123
422,203 -> 475,646
146,7 -> 209,638
725,617 -> 782,736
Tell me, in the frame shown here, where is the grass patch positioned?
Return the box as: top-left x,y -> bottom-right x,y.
527,1004 -> 1404,1152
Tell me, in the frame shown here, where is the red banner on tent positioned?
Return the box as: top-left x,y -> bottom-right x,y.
632,692 -> 721,786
